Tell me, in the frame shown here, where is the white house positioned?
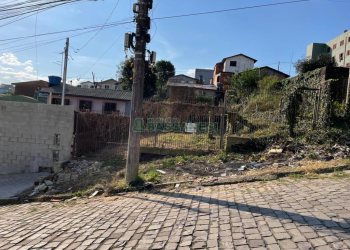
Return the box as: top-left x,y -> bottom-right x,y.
212,53 -> 257,87
39,84 -> 132,116
221,54 -> 257,74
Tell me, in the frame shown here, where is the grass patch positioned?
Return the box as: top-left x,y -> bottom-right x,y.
332,171 -> 350,178
288,173 -> 305,179
140,168 -> 161,183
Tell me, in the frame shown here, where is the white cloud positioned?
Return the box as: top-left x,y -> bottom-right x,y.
0,53 -> 32,67
185,68 -> 195,77
24,66 -> 34,73
0,52 -> 43,84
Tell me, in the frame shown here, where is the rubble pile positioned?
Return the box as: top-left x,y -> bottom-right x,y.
56,160 -> 103,184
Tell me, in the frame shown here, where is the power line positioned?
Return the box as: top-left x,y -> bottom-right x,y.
78,34 -> 122,79
0,19 -> 134,42
0,0 -> 313,43
76,0 -> 121,51
152,0 -> 312,21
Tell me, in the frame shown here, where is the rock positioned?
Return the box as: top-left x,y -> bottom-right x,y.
34,183 -> 48,193
89,190 -> 100,199
156,170 -> 166,174
272,162 -> 285,167
268,148 -> 283,154
238,165 -> 247,171
29,191 -> 37,197
44,180 -> 54,186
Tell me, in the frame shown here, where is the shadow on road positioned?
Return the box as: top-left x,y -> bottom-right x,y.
126,190 -> 350,234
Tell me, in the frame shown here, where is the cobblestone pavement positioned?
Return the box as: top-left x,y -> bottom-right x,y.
0,178 -> 350,250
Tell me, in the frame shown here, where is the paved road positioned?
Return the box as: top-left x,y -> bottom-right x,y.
0,178 -> 350,249
0,173 -> 49,199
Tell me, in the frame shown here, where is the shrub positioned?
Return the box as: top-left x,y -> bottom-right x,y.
231,69 -> 260,101
295,55 -> 335,74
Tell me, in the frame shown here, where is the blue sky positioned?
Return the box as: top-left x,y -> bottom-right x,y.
0,0 -> 349,84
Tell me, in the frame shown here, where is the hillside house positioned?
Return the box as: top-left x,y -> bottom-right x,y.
167,75 -> 217,102
212,54 -> 257,89
11,80 -> 49,97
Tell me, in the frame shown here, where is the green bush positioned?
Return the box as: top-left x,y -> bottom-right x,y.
295,55 -> 335,74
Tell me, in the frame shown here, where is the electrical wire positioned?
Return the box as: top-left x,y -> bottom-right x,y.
0,19 -> 134,42
152,0 -> 312,21
76,0 -> 121,51
0,0 -> 312,44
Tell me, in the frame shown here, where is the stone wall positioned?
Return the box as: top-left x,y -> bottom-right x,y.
0,101 -> 74,174
280,66 -> 349,128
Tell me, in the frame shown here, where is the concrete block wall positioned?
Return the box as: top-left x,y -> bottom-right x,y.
0,101 -> 74,174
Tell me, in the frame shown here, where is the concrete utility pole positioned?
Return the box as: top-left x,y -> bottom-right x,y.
126,0 -> 152,183
61,38 -> 69,106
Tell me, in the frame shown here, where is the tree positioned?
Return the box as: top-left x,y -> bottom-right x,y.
295,55 -> 336,74
118,58 -> 133,91
117,57 -> 157,98
154,60 -> 175,98
230,69 -> 260,102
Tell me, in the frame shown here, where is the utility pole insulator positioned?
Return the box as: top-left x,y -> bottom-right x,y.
149,51 -> 156,65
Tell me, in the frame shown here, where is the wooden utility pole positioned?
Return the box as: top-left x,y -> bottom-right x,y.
126,0 -> 152,183
61,38 -> 69,106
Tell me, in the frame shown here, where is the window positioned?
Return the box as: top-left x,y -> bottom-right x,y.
51,98 -> 70,105
79,100 -> 92,112
105,85 -> 109,89
348,37 -> 350,43
339,53 -> 344,61
217,76 -> 220,83
53,134 -> 60,146
340,40 -> 345,46
230,61 -> 237,67
347,63 -> 350,68
103,103 -> 117,114
199,75 -> 203,83
333,44 -> 337,50
347,50 -> 350,56
327,47 -> 331,53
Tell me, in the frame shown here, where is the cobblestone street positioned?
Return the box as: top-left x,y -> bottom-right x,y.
0,178 -> 350,250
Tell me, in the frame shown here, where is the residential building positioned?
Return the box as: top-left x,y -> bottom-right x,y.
78,79 -> 121,90
306,30 -> 350,67
96,79 -> 120,90
0,84 -> 12,94
39,84 -> 132,115
194,69 -> 214,85
167,75 -> 217,102
212,54 -> 257,88
257,66 -> 290,79
78,81 -> 95,89
11,80 -> 49,97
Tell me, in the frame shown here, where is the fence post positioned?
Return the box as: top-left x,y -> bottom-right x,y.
219,112 -> 225,149
207,111 -> 212,139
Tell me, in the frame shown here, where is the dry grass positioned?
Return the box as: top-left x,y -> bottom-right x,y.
140,133 -> 218,150
246,159 -> 350,177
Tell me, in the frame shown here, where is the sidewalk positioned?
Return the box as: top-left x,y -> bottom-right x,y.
0,172 -> 49,199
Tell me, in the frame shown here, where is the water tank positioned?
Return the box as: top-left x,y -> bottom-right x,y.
48,76 -> 62,86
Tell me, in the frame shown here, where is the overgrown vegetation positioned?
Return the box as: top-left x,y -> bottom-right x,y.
295,55 -> 335,74
117,58 -> 175,99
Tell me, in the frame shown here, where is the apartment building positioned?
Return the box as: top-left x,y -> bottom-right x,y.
307,30 -> 350,67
